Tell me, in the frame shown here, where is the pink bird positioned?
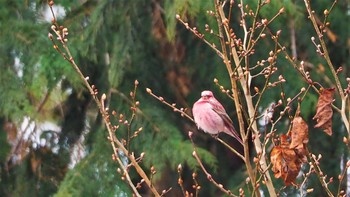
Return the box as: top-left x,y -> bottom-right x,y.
192,90 -> 243,145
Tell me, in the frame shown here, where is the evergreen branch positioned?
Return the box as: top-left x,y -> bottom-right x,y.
6,89 -> 52,168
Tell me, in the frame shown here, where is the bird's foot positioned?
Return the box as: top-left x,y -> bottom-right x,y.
211,134 -> 219,139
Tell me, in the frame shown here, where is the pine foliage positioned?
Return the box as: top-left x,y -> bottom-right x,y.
0,0 -> 349,196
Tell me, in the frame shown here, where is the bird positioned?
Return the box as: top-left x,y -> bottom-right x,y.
192,90 -> 243,145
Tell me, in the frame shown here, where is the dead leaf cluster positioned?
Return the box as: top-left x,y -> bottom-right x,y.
270,87 -> 335,186
271,116 -> 309,185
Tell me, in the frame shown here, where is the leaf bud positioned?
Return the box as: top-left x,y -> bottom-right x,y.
276,30 -> 282,36
177,164 -> 182,172
267,57 -> 274,63
262,18 -> 268,25
279,7 -> 285,14
192,172 -> 197,178
138,152 -> 145,160
48,1 -> 54,6
188,131 -> 193,138
323,9 -> 329,16
278,99 -> 282,105
254,86 -> 259,93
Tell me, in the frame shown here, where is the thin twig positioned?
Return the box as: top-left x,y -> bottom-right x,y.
47,2 -> 160,196
189,132 -> 238,197
307,149 -> 334,197
216,1 -> 276,196
304,0 -> 349,134
176,15 -> 224,59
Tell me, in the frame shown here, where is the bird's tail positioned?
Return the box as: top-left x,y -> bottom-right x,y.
226,126 -> 243,145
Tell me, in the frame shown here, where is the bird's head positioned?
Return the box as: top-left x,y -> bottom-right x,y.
201,90 -> 214,100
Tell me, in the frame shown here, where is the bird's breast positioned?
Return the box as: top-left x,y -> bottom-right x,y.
193,102 -> 225,134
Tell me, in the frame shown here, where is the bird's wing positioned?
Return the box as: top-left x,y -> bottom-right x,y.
209,100 -> 233,125
211,107 -> 233,125
211,103 -> 243,145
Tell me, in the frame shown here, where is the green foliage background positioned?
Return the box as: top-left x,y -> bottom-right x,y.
0,0 -> 349,196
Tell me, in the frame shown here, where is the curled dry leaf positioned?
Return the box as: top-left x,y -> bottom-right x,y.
290,116 -> 309,162
290,117 -> 309,149
270,135 -> 302,186
271,114 -> 309,186
313,88 -> 335,136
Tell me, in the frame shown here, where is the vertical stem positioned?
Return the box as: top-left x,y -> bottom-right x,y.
304,0 -> 349,134
216,1 -> 277,196
215,1 -> 258,196
49,25 -> 160,197
290,19 -> 297,59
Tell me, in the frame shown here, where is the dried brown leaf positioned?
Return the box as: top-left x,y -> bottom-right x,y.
271,113 -> 311,186
280,134 -> 290,148
270,135 -> 302,186
289,116 -> 309,162
290,116 -> 309,149
270,147 -> 283,179
313,88 -> 335,135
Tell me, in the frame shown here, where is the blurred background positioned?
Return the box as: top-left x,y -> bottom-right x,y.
0,0 -> 349,196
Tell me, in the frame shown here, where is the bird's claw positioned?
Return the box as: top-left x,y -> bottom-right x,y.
211,134 -> 219,139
